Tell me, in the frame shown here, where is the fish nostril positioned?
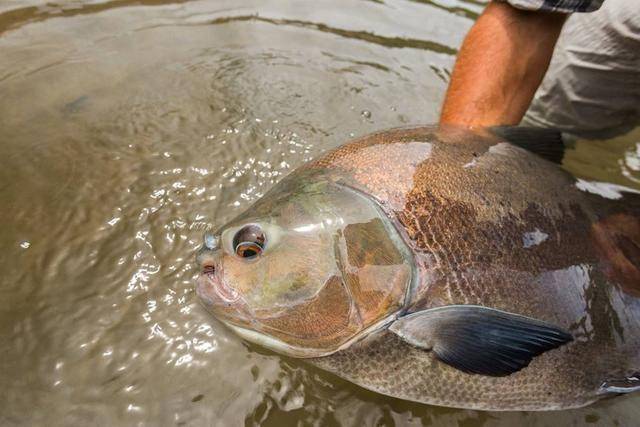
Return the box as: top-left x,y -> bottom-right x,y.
203,264 -> 216,275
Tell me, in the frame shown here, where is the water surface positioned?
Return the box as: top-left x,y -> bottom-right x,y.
1,1 -> 639,425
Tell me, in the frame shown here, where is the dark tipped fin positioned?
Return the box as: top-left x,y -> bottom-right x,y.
489,126 -> 565,164
599,373 -> 640,395
389,305 -> 573,377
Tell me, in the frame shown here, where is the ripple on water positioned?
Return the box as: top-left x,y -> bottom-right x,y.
0,0 -> 639,426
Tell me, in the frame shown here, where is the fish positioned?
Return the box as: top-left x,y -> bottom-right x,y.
195,125 -> 640,411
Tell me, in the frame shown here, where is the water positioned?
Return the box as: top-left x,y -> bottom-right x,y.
1,1 -> 639,425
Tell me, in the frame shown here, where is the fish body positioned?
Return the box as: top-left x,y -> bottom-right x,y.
196,126 -> 640,410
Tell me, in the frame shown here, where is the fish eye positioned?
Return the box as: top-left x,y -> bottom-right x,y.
235,242 -> 263,259
233,224 -> 266,259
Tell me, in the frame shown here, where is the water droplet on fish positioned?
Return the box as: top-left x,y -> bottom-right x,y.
19,241 -> 30,249
361,110 -> 372,119
204,233 -> 218,250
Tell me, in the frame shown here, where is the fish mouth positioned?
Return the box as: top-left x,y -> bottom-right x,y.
196,263 -> 240,304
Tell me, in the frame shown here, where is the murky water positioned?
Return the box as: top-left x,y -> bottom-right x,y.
1,1 -> 639,426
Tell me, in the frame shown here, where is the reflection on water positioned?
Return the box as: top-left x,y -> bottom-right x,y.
0,0 -> 638,425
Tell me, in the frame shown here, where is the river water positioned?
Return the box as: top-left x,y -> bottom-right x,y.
1,1 -> 639,426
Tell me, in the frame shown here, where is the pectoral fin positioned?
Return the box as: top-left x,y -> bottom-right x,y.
389,305 -> 573,377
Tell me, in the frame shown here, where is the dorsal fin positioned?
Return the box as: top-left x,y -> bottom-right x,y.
489,126 -> 565,164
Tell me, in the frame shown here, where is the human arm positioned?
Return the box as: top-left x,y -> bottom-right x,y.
439,1 -> 566,127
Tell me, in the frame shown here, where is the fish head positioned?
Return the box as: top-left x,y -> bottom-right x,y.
196,172 -> 413,357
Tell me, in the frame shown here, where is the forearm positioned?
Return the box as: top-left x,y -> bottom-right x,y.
439,2 -> 566,127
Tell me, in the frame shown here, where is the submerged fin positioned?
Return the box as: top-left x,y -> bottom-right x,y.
592,214 -> 640,297
489,126 -> 565,164
389,305 -> 573,377
600,373 -> 640,394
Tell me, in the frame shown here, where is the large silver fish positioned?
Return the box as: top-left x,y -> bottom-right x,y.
196,126 -> 640,411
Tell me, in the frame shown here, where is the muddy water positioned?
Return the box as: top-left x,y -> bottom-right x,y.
1,1 -> 639,426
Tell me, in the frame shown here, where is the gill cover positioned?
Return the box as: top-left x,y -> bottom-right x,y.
202,170 -> 414,357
